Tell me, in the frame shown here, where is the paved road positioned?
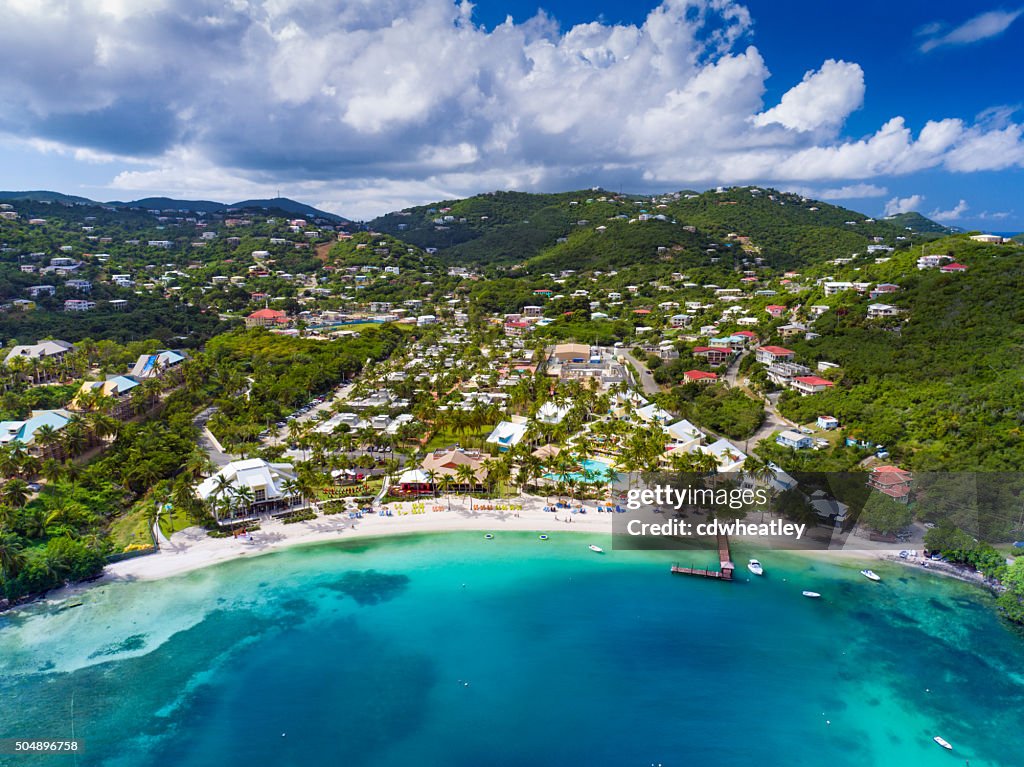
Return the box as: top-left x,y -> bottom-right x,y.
194,406 -> 234,467
622,349 -> 661,396
741,392 -> 798,453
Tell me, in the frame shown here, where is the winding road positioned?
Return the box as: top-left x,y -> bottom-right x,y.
622,349 -> 662,396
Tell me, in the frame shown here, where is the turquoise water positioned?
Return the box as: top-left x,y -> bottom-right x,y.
0,533 -> 1022,767
544,458 -> 613,484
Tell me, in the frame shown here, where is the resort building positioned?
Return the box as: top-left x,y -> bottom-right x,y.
70,376 -> 141,420
551,343 -> 590,363
664,419 -> 703,452
0,409 -> 72,460
536,402 -> 571,425
130,350 -> 187,380
691,346 -> 733,366
64,299 -> 96,311
810,490 -> 849,528
486,418 -> 530,452
195,459 -> 303,522
3,339 -> 75,382
696,439 -> 747,473
867,303 -> 900,318
398,449 -> 489,494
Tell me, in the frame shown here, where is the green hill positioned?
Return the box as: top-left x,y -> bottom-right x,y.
371,186 -> 933,272
882,211 -> 957,234
370,189 -> 629,265
770,234 -> 1024,471
0,190 -> 96,205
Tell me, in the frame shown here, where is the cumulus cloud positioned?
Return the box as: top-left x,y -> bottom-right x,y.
929,199 -> 970,221
0,0 -> 1023,216
753,60 -> 864,133
885,195 -> 926,215
919,8 -> 1024,53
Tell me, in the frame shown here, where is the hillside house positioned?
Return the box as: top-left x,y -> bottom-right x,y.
692,346 -> 733,366
245,308 -> 290,328
755,345 -> 795,365
776,430 -> 812,449
791,376 -> 835,396
867,303 -> 900,318
867,466 -> 913,503
683,370 -> 718,384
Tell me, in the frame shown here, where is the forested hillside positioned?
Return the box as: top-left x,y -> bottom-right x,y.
370,186 -> 950,272
773,236 -> 1024,471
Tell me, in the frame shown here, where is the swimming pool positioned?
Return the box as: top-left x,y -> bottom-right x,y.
544,458 -> 614,484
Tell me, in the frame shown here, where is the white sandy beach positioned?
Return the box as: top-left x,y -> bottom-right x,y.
84,494 -> 993,594
103,494 -> 615,583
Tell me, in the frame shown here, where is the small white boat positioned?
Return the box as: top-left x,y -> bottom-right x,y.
484,534 -> 494,540
538,535 -> 549,540
932,736 -> 952,750
802,591 -> 821,599
860,569 -> 881,582
588,544 -> 604,553
747,559 -> 764,576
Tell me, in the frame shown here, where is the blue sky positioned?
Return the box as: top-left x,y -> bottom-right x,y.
0,0 -> 1021,227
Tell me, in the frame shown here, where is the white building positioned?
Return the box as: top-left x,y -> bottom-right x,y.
195,459 -> 302,522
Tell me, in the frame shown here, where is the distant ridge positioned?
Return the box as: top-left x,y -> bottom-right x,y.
0,190 -> 347,222
0,190 -> 96,205
882,211 -> 960,234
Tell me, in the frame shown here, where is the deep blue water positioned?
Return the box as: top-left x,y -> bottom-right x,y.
0,532 -> 1021,767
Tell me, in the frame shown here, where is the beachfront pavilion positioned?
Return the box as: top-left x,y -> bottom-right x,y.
395,448 -> 489,495
196,458 -> 304,524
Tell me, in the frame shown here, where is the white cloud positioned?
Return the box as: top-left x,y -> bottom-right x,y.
885,195 -> 926,216
919,8 -> 1024,53
977,210 -> 1011,220
753,60 -> 864,133
0,0 -> 1023,216
929,199 -> 970,221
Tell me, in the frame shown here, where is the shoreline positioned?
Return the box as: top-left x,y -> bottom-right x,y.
33,495 -> 998,607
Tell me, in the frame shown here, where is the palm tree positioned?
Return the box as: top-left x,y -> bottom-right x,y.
692,451 -> 720,477
2,479 -> 30,509
439,473 -> 454,510
40,459 -> 63,486
183,451 -> 214,481
487,459 -> 511,506
455,464 -> 477,508
280,478 -> 302,508
33,425 -> 60,459
742,455 -> 776,486
232,484 -> 255,517
425,469 -> 440,499
89,411 -> 119,440
18,454 -> 40,480
141,378 -> 163,408
0,446 -> 21,480
0,530 -> 26,580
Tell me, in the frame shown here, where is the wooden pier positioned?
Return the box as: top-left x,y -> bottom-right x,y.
670,533 -> 735,581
